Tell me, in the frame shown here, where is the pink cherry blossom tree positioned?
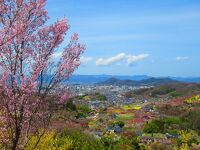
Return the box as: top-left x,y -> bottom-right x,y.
0,0 -> 85,149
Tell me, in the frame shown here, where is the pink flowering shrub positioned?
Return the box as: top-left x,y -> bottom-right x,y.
0,0 -> 85,149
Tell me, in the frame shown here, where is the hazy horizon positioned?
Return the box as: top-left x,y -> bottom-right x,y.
72,74 -> 200,78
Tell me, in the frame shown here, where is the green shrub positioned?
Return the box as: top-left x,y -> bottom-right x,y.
181,111 -> 200,131
113,121 -> 125,128
143,121 -> 160,134
66,100 -> 76,111
77,105 -> 92,114
76,112 -> 87,119
151,87 -> 175,96
100,136 -> 140,150
170,91 -> 184,97
143,117 -> 182,134
95,92 -> 107,101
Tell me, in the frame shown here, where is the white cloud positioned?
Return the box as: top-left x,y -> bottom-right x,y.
176,56 -> 189,61
127,54 -> 149,65
96,53 -> 126,66
51,53 -> 93,64
80,56 -> 93,63
96,53 -> 149,66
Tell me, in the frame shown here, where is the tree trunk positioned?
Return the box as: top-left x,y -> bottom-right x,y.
12,128 -> 20,150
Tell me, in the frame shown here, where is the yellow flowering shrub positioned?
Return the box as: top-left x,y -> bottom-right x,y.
25,130 -> 73,150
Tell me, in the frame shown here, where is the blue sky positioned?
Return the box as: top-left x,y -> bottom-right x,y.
46,0 -> 200,77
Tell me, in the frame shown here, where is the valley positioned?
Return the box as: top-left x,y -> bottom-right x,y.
50,81 -> 200,149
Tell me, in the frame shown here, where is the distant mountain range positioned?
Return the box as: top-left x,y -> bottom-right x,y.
171,77 -> 200,83
96,77 -> 179,86
67,75 -> 150,84
67,75 -> 200,84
